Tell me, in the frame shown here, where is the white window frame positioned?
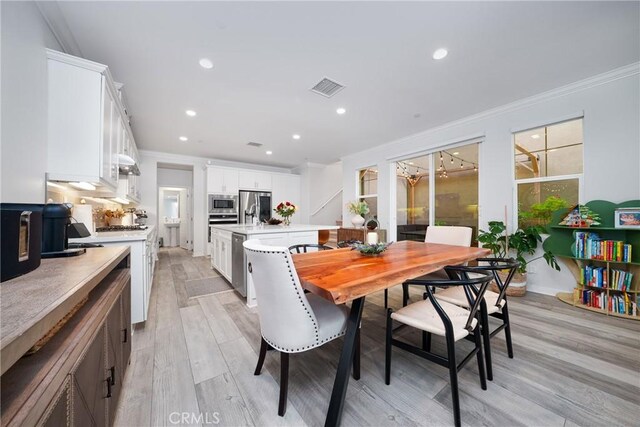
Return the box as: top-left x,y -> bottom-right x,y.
356,166 -> 378,218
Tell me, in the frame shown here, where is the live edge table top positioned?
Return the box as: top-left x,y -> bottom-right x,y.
292,240 -> 490,305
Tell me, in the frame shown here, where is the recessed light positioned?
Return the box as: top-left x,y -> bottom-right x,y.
336,107 -> 346,115
453,151 -> 459,155
179,136 -> 188,142
432,48 -> 448,60
408,162 -> 414,165
199,58 -> 213,69
531,134 -> 540,139
185,110 -> 197,117
292,134 -> 301,140
266,150 -> 273,155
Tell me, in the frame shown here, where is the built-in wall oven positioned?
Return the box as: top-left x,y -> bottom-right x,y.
208,194 -> 239,242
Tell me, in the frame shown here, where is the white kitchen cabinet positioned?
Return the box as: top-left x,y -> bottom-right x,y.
239,171 -> 272,191
115,174 -> 140,204
271,173 -> 301,224
207,167 -> 239,195
210,228 -> 232,282
47,49 -> 121,191
73,227 -> 157,324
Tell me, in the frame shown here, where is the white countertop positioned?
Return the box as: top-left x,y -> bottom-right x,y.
210,224 -> 338,235
70,225 -> 156,243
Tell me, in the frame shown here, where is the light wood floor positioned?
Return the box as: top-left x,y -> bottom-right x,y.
115,247 -> 640,427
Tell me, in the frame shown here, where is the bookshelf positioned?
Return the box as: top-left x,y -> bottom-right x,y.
543,200 -> 640,320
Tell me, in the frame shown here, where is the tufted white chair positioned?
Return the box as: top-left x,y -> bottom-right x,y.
243,239 -> 359,416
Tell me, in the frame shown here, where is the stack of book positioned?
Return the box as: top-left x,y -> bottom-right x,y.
609,294 -> 637,316
580,289 -> 606,309
574,232 -> 632,262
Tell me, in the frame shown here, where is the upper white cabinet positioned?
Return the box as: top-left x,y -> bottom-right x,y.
46,50 -> 138,192
238,171 -> 272,191
207,167 -> 239,194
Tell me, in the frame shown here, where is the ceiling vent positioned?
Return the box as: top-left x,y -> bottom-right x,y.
310,77 -> 345,98
247,141 -> 263,147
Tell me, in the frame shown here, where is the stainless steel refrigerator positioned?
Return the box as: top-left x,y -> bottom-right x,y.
238,191 -> 272,224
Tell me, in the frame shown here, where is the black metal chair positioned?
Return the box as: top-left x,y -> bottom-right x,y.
385,266 -> 493,427
288,243 -> 333,253
435,257 -> 518,380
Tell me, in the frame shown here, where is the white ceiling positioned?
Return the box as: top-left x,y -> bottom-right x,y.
54,1 -> 639,168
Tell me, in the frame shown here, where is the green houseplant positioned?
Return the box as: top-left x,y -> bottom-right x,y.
478,221 -> 561,295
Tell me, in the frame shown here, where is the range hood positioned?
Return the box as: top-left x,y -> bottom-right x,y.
118,154 -> 140,176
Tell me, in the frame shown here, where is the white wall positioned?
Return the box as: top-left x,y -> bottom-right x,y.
1,2 -> 61,203
341,64 -> 640,295
295,161 -> 343,226
157,167 -> 193,188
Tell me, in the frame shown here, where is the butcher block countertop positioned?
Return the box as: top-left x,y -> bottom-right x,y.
0,246 -> 129,375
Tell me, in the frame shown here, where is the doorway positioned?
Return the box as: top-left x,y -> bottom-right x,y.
158,186 -> 192,249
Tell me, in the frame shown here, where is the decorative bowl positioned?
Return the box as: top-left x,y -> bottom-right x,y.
352,242 -> 392,256
267,218 -> 282,225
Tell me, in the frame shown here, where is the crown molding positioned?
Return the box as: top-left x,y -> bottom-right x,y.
36,1 -> 82,57
343,62 -> 640,162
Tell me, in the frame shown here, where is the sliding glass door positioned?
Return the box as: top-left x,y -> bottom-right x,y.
395,141 -> 480,243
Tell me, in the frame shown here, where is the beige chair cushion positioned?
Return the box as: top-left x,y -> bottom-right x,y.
391,299 -> 477,341
435,287 -> 504,314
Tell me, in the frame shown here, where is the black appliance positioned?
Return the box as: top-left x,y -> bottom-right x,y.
0,205 -> 42,282
41,203 -> 85,258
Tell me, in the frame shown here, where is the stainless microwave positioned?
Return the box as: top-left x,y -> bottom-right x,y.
208,194 -> 238,214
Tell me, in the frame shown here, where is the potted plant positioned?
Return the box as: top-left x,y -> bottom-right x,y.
477,221 -> 561,296
346,200 -> 370,227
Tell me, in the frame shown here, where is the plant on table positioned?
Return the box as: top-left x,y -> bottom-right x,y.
274,201 -> 297,226
346,200 -> 370,227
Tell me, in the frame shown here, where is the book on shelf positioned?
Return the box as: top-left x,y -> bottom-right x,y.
610,268 -> 634,291
578,289 -> 638,316
574,232 -> 632,262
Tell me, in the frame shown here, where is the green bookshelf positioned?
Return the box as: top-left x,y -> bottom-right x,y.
544,200 -> 640,320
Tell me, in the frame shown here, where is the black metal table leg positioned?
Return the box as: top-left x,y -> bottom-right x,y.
324,296 -> 365,427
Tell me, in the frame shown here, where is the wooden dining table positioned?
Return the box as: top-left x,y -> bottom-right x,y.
292,240 -> 490,427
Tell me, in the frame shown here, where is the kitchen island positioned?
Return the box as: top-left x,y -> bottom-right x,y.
209,224 -> 338,306
70,226 -> 157,323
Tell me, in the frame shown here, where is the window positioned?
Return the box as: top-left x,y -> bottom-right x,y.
395,141 -> 479,243
514,118 -> 583,228
358,167 -> 378,219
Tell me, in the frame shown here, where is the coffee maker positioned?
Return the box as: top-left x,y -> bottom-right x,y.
41,203 -> 86,258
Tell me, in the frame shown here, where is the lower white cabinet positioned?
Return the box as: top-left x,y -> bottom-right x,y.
95,228 -> 156,324
210,229 -> 232,282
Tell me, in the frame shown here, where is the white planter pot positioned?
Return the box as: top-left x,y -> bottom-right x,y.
351,214 -> 365,227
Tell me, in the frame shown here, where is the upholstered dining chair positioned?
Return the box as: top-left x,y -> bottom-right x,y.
384,225 -> 473,308
243,239 -> 360,416
435,257 -> 519,381
385,266 -> 493,427
288,243 -> 333,253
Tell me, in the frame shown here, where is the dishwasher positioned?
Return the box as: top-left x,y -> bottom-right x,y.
231,233 -> 247,297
